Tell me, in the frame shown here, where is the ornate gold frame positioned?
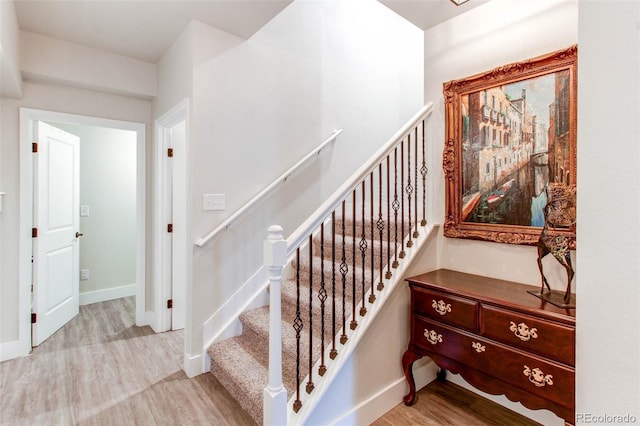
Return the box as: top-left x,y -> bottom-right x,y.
443,46 -> 577,246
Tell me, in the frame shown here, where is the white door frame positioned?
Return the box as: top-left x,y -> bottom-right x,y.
154,99 -> 190,334
18,108 -> 146,354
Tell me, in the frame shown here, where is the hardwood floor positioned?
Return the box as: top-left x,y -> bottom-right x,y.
372,379 -> 541,426
0,297 -> 255,426
1,297 -> 540,426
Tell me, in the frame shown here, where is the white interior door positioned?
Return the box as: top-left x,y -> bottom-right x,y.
32,121 -> 80,346
155,102 -> 187,333
160,126 -> 174,332
170,120 -> 186,331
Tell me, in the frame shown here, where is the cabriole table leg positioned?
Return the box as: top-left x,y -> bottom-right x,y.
402,348 -> 423,405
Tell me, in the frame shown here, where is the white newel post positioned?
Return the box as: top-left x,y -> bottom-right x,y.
263,225 -> 288,426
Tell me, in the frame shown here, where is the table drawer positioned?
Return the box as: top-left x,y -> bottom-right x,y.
412,286 -> 478,332
481,305 -> 575,366
413,316 -> 574,410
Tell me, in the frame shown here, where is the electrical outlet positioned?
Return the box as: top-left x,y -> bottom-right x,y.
80,269 -> 90,280
203,194 -> 226,211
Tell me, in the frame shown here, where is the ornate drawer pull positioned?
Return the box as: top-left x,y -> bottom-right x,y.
432,299 -> 452,316
510,321 -> 538,341
523,365 -> 554,387
424,328 -> 443,345
471,342 -> 486,353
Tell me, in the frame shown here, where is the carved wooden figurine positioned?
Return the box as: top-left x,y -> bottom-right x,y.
536,183 -> 576,306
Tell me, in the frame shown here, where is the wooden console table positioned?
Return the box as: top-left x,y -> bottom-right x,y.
402,269 -> 575,424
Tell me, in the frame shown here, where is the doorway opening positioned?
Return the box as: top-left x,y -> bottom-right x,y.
18,108 -> 146,351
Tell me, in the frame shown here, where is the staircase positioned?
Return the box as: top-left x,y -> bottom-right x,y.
208,103 -> 434,425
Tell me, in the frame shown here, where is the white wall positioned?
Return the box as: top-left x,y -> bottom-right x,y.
412,0 -> 639,424
50,123 -> 137,304
576,0 -> 639,421
154,24 -> 193,120
0,0 -> 22,98
0,82 -> 151,346
409,0 -> 580,424
186,0 -> 424,360
425,0 -> 578,289
154,20 -> 244,118
20,31 -> 156,100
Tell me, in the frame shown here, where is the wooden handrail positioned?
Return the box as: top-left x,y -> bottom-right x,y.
286,103 -> 433,253
194,130 -> 343,247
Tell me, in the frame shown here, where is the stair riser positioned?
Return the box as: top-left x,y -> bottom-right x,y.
289,263 -> 387,297
291,240 -> 392,285
333,215 -> 418,239
310,237 -> 394,271
280,269 -> 377,319
280,301 -> 354,345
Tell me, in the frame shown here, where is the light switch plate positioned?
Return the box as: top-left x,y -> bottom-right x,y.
80,205 -> 90,217
80,269 -> 90,280
203,194 -> 226,211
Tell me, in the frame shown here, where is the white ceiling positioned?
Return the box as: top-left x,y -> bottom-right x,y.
12,0 -> 490,64
379,0 -> 491,31
13,0 -> 294,63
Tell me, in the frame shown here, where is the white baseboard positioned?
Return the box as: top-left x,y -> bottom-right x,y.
184,351 -> 203,378
144,310 -> 156,330
330,359 -> 438,426
80,283 -> 136,305
0,338 -> 31,363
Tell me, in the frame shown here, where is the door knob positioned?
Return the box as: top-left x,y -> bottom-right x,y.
76,232 -> 84,238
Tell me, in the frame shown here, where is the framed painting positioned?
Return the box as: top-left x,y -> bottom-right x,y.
442,45 -> 577,246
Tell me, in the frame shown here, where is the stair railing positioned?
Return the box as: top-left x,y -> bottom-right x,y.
263,102 -> 434,425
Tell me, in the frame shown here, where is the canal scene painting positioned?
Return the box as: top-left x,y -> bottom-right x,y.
443,46 -> 577,245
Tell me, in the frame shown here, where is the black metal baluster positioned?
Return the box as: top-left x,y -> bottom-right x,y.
360,181 -> 368,316
400,139 -> 406,258
350,190 -> 357,330
340,200 -> 348,344
386,155 -> 392,279
413,127 -> 419,238
318,223 -> 327,376
392,147 -> 400,268
293,248 -> 303,413
377,163 -> 385,291
421,119 -> 428,227
306,235 -> 314,394
369,173 -> 376,304
406,133 -> 414,248
330,211 -> 338,359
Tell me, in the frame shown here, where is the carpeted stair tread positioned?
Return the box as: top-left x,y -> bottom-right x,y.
240,306 -> 323,365
239,306 -> 323,393
208,337 -> 267,425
